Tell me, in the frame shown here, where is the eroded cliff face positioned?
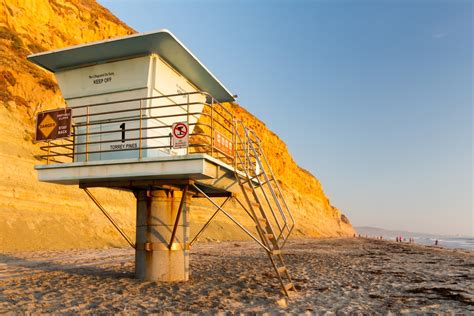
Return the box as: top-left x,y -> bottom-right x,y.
0,0 -> 354,251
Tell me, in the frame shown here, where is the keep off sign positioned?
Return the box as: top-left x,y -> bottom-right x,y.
171,122 -> 189,149
35,108 -> 72,142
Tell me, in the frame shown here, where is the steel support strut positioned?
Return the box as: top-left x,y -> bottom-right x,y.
168,185 -> 189,250
191,184 -> 270,252
83,187 -> 135,249
189,196 -> 231,246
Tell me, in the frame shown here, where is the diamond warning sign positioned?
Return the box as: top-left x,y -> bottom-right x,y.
35,108 -> 72,142
38,114 -> 57,138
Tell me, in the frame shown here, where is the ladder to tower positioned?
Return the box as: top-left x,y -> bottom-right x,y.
233,120 -> 296,296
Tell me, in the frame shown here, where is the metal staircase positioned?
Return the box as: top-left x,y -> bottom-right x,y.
233,120 -> 296,296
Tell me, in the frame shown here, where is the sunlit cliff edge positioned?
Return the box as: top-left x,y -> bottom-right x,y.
0,0 -> 354,251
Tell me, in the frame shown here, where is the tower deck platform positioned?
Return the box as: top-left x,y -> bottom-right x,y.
35,154 -> 241,194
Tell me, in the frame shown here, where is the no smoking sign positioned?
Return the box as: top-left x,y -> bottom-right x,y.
171,122 -> 189,149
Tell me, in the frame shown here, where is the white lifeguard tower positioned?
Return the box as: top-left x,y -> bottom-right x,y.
28,30 -> 296,295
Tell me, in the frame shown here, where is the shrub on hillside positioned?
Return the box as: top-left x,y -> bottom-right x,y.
13,95 -> 28,107
341,214 -> 351,225
0,26 -> 17,41
0,26 -> 29,57
38,77 -> 58,92
0,90 -> 12,103
0,70 -> 16,86
27,43 -> 47,54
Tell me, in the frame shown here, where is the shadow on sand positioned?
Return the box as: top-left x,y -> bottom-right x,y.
0,252 -> 135,280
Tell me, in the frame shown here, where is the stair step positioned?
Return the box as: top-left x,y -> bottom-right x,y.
277,266 -> 287,274
257,218 -> 268,224
284,283 -> 294,292
242,189 -> 253,195
265,233 -> 275,240
241,180 -> 258,191
243,173 -> 264,180
247,188 -> 256,196
242,179 -> 261,187
260,178 -> 274,186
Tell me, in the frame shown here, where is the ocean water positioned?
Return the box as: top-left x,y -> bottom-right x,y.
383,236 -> 474,251
411,236 -> 474,251
356,227 -> 473,251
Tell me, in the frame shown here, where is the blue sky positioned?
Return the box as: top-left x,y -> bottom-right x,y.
98,0 -> 472,236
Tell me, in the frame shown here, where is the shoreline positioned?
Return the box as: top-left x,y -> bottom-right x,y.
3,235 -> 471,255
1,238 -> 473,313
354,235 -> 473,253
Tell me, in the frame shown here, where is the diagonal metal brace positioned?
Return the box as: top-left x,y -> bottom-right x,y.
191,184 -> 270,252
189,196 -> 231,246
168,185 -> 189,250
83,188 -> 135,249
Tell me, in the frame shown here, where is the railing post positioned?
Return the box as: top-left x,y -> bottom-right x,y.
46,140 -> 51,165
186,94 -> 190,155
232,119 -> 236,168
85,105 -> 89,162
72,126 -> 76,162
210,97 -> 214,157
169,133 -> 172,152
244,126 -> 248,172
139,99 -> 143,159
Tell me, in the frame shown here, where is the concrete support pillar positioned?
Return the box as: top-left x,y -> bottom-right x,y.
135,189 -> 190,281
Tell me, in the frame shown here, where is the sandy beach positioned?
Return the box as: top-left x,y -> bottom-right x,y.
0,238 -> 472,313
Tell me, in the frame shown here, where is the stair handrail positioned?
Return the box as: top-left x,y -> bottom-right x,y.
233,120 -> 296,248
247,129 -> 295,235
232,120 -> 280,245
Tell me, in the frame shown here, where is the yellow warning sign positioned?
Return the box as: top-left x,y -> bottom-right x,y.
38,114 -> 57,138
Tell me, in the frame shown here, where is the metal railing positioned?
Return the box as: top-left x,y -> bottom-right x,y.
37,90 -> 296,260
233,120 -> 295,249
38,91 -> 235,166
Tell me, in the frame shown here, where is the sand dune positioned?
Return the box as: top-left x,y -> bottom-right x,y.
0,238 -> 472,313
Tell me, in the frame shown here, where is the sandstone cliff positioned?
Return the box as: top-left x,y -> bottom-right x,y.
0,0 -> 354,251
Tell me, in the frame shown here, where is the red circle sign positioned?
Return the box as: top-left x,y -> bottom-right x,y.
173,123 -> 188,139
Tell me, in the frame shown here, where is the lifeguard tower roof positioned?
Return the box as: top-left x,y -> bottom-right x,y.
27,29 -> 235,103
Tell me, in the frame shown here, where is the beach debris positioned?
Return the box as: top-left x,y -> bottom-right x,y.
276,298 -> 287,308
